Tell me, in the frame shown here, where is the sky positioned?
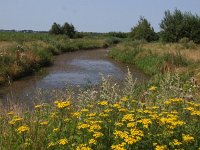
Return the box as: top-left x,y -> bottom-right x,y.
0,0 -> 200,32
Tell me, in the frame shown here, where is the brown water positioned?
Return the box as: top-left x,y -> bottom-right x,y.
0,49 -> 148,107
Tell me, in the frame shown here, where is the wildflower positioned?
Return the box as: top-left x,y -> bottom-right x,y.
73,112 -> 82,118
53,128 -> 59,132
88,124 -> 101,132
191,110 -> 200,116
122,114 -> 134,122
115,122 -> 123,127
121,96 -> 128,102
89,139 -> 97,145
76,144 -> 92,150
48,142 -> 55,148
164,98 -> 183,105
16,125 -> 29,134
50,112 -> 58,118
7,111 -> 14,115
86,113 -> 96,117
127,122 -> 135,128
58,138 -> 68,145
24,138 -> 31,147
149,86 -> 157,91
99,112 -> 109,117
137,118 -> 152,128
104,109 -> 112,113
40,121 -> 48,125
182,134 -> 195,143
111,142 -> 126,150
81,109 -> 89,112
93,131 -> 104,138
77,123 -> 90,129
155,145 -> 168,150
98,101 -> 108,106
171,139 -> 182,146
54,101 -> 71,109
9,116 -> 23,125
34,104 -> 43,109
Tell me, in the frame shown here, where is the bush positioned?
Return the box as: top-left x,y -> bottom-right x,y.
130,17 -> 158,42
160,9 -> 200,43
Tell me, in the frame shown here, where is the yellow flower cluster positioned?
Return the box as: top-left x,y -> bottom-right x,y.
182,134 -> 195,143
16,125 -> 29,134
9,116 -> 23,125
54,101 -> 71,109
164,98 -> 183,105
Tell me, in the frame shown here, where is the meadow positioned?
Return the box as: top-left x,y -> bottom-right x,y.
1,32 -> 200,149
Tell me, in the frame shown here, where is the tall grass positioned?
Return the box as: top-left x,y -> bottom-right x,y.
109,41 -> 194,76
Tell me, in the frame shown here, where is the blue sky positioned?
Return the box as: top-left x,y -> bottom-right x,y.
0,0 -> 200,32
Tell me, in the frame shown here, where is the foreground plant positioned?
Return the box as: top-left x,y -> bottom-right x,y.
0,73 -> 200,149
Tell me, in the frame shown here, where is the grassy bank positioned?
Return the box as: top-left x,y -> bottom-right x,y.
0,72 -> 200,149
0,32 -> 114,85
109,41 -> 200,78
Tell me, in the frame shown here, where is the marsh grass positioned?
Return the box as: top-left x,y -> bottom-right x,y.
0,71 -> 200,149
0,33 -> 109,85
109,41 -> 200,76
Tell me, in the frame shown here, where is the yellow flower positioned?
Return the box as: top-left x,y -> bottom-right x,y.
137,118 -> 152,128
40,121 -> 48,125
121,96 -> 128,102
111,142 -> 126,150
182,134 -> 195,143
16,125 -> 29,134
54,101 -> 71,109
77,123 -> 90,129
34,104 -> 43,109
127,122 -> 136,128
149,86 -> 157,91
89,139 -> 97,145
93,131 -> 104,138
48,142 -> 55,148
122,114 -> 134,122
7,111 -> 14,115
81,109 -> 89,112
155,145 -> 168,150
115,122 -> 124,127
76,144 -> 92,150
98,101 -> 108,106
88,124 -> 101,132
53,128 -> 59,132
171,139 -> 182,146
58,138 -> 68,145
73,112 -> 82,118
9,116 -> 23,125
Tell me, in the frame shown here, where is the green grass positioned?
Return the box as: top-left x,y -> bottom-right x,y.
109,41 -> 194,76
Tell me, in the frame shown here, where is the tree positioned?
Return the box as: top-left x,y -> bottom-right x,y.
160,9 -> 200,43
130,17 -> 158,42
49,22 -> 62,35
62,22 -> 76,38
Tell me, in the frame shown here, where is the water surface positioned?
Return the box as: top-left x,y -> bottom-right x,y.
0,49 -> 148,107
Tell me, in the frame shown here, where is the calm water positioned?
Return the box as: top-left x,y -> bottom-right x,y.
0,49 -> 148,107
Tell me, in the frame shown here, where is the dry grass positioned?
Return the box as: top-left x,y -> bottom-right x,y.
142,43 -> 200,62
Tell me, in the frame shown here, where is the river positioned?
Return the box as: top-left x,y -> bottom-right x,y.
0,49 -> 148,107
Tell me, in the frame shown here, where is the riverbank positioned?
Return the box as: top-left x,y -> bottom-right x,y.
109,41 -> 200,80
0,32 -> 116,85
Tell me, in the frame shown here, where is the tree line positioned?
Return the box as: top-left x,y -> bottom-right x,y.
49,9 -> 200,43
49,22 -> 76,38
